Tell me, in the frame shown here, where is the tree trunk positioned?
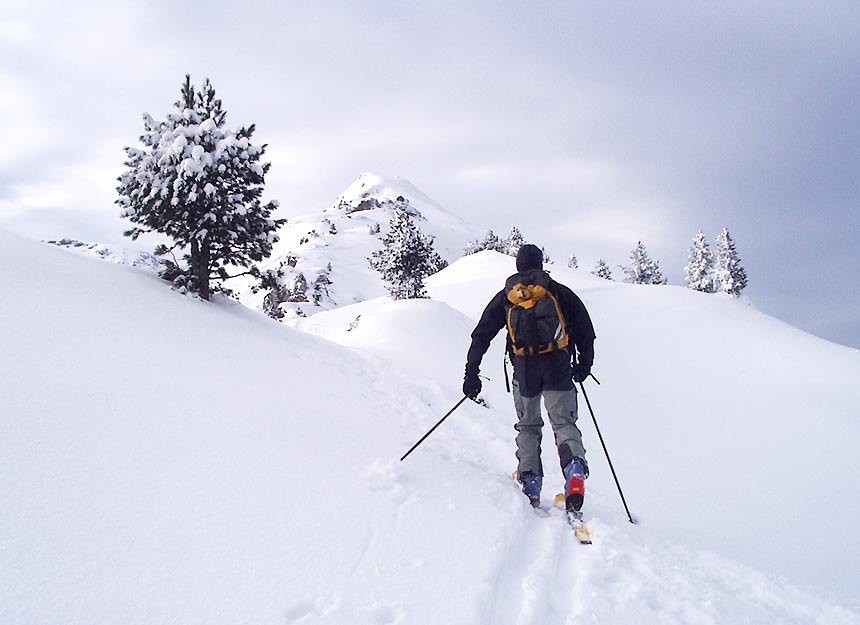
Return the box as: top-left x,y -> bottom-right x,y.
198,237 -> 211,301
191,236 -> 211,301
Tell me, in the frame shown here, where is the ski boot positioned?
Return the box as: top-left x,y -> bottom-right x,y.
517,470 -> 543,508
562,457 -> 588,512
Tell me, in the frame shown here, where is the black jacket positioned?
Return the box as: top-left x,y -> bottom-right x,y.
465,270 -> 596,397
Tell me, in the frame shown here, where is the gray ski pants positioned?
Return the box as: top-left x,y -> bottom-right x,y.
512,379 -> 586,478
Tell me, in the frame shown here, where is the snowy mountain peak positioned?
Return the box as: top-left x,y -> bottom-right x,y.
236,173 -> 484,319
326,172 -> 444,216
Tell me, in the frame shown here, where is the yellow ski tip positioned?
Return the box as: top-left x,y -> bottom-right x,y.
574,524 -> 593,544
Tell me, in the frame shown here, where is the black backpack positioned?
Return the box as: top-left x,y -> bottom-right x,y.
504,270 -> 570,356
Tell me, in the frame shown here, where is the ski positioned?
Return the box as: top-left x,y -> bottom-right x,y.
554,493 -> 592,544
510,473 -> 592,541
569,513 -> 593,544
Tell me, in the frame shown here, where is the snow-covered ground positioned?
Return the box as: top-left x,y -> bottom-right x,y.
2,230 -> 859,625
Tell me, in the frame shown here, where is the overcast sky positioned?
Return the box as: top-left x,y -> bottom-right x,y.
2,0 -> 858,348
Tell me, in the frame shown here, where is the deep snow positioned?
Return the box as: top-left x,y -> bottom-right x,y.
2,230 -> 859,625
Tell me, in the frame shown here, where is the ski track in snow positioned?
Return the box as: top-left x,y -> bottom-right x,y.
483,509 -> 567,625
477,504 -> 860,625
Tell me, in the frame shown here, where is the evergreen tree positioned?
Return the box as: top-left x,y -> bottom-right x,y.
259,268 -> 289,320
541,247 -> 553,265
592,259 -> 613,280
684,231 -> 716,292
251,262 -> 286,319
622,241 -> 667,285
369,211 -> 447,299
287,273 -> 309,302
567,253 -> 579,269
117,75 -> 283,300
502,227 -> 525,256
714,227 -> 748,297
311,264 -> 333,305
464,230 -> 503,255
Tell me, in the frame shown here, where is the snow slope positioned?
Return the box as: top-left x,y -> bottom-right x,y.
429,252 -> 860,600
2,232 -> 859,625
304,252 -> 860,611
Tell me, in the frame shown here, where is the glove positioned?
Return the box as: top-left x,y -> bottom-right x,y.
572,364 -> 591,384
463,368 -> 482,399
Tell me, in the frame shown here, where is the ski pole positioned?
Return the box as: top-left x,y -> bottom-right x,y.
578,382 -> 636,524
400,396 -> 469,462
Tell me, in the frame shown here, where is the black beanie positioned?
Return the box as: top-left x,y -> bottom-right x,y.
516,244 -> 543,272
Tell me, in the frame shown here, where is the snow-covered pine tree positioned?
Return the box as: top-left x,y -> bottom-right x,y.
502,227 -> 525,256
714,227 -> 748,297
368,211 -> 447,299
541,247 -> 553,265
258,267 -> 289,320
117,75 -> 283,300
684,231 -> 716,292
288,273 -> 309,302
311,264 -> 333,305
462,240 -> 480,256
463,230 -> 503,255
567,253 -> 579,269
592,259 -> 612,280
622,241 -> 667,285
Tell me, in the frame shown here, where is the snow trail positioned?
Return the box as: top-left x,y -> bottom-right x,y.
481,499 -> 564,625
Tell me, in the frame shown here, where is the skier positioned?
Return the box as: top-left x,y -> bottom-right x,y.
463,244 -> 596,513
